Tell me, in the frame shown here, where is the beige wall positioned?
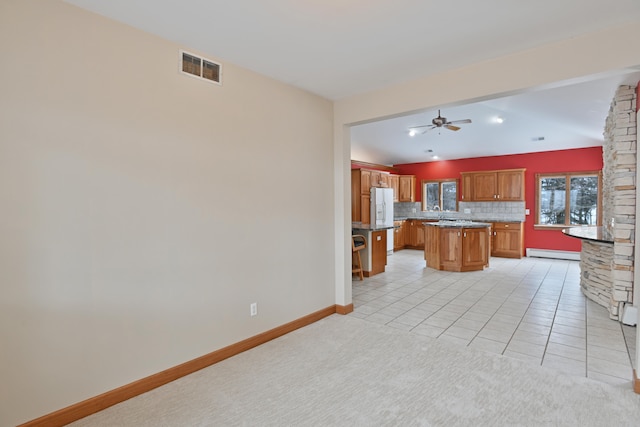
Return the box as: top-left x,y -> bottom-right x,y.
0,1 -> 334,424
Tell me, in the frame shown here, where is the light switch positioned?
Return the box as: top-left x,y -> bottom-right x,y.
525,209 -> 530,215
377,236 -> 381,241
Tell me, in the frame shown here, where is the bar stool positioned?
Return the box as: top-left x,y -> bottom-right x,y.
352,235 -> 366,281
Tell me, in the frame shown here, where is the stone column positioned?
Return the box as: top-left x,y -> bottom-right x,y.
602,85 -> 637,319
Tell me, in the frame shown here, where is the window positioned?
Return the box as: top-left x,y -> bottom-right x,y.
180,50 -> 222,84
535,171 -> 602,227
421,179 -> 458,211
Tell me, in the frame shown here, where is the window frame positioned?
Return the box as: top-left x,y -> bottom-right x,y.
534,171 -> 602,229
421,178 -> 458,212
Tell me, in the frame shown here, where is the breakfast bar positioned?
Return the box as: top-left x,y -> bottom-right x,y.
562,226 -> 616,314
352,223 -> 395,277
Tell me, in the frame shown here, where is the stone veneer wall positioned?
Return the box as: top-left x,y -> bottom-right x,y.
599,85 -> 637,319
580,240 -> 614,308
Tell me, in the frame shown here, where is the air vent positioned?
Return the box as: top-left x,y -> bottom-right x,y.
180,50 -> 222,85
531,136 -> 545,141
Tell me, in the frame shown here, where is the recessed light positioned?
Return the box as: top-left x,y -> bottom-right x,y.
432,155 -> 439,159
409,130 -> 416,137
495,116 -> 504,124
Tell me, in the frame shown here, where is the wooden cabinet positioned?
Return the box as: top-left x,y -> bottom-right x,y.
361,195 -> 370,225
462,227 -> 490,269
360,170 -> 371,194
405,219 -> 429,249
370,170 -> 390,188
460,169 -> 525,201
352,168 -> 394,223
399,175 -> 416,202
471,171 -> 499,201
415,223 -> 424,247
424,224 -> 490,272
390,175 -> 400,202
461,173 -> 473,201
491,222 -> 524,258
393,220 -> 405,251
497,170 -> 525,201
439,228 -> 462,270
370,230 -> 387,275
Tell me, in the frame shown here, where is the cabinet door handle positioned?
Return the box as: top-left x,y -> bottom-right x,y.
464,232 -> 467,237
457,231 -> 460,237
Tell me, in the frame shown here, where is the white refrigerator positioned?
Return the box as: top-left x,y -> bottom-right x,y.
370,187 -> 395,255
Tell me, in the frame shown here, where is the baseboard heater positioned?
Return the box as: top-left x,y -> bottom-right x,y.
526,248 -> 580,261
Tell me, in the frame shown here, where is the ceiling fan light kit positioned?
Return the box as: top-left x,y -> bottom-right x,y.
410,109 -> 472,135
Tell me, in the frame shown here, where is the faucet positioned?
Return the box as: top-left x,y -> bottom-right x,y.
433,205 -> 440,211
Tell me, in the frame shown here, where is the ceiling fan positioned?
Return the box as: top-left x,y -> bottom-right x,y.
410,110 -> 472,134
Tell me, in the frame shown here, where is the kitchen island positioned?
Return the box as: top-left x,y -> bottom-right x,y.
424,221 -> 492,272
352,223 -> 394,277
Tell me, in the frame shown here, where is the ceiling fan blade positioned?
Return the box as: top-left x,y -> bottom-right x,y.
411,123 -> 438,129
445,125 -> 460,131
420,126 -> 437,133
448,119 -> 472,125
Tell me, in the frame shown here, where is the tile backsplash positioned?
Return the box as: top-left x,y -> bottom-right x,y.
394,201 -> 525,222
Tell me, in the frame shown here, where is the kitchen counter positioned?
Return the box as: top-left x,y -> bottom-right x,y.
425,220 -> 492,228
352,223 -> 395,231
395,216 -> 524,223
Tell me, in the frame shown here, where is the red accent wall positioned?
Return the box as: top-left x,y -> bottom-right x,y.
394,147 -> 603,252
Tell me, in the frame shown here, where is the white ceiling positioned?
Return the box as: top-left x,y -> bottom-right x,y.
350,70 -> 640,165
65,0 -> 640,165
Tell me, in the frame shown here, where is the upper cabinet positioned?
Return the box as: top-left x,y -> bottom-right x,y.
460,168 -> 525,202
399,175 -> 416,202
370,170 -> 390,188
389,174 -> 400,202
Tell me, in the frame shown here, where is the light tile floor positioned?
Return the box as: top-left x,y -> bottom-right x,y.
350,249 -> 637,388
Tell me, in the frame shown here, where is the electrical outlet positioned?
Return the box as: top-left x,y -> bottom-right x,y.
525,209 -> 530,215
250,302 -> 257,317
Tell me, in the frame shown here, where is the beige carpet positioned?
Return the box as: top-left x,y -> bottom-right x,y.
71,314 -> 640,426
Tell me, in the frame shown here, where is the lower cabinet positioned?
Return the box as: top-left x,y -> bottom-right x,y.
425,225 -> 490,272
393,220 -> 405,251
491,222 -> 524,258
404,219 -> 432,249
370,230 -> 387,275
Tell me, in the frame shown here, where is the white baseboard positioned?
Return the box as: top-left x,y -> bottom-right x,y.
526,248 -> 581,261
622,304 -> 638,326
